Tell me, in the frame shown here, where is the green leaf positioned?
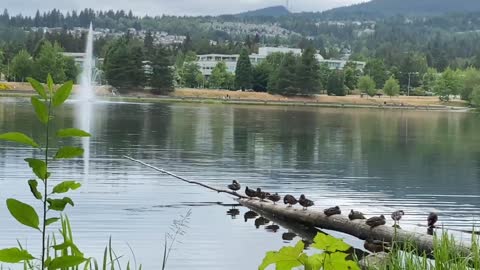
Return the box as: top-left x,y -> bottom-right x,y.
323,253 -> 360,270
51,241 -> 72,251
48,255 -> 86,269
0,247 -> 35,263
54,146 -> 84,159
311,233 -> 351,253
304,254 -> 326,270
6,199 -> 40,230
31,96 -> 49,124
27,77 -> 47,99
259,241 -> 306,270
47,197 -> 74,211
47,74 -> 54,92
0,132 -> 39,148
24,158 -> 47,180
45,217 -> 60,226
56,128 -> 91,138
28,179 -> 42,200
52,81 -> 73,107
53,181 -> 82,194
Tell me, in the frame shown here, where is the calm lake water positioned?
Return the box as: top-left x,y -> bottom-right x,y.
0,98 -> 479,269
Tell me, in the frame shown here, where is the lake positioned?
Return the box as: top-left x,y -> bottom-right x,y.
0,98 -> 479,269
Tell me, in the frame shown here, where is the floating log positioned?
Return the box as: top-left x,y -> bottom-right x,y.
236,198 -> 472,257
124,156 -> 473,259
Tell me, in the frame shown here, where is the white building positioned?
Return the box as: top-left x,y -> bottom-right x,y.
197,47 -> 365,76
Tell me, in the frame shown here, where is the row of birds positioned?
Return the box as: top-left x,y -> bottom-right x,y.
228,180 -> 439,229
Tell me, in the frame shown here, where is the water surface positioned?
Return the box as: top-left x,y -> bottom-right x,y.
0,98 -> 479,269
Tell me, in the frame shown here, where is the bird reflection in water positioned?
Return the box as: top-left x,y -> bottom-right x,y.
265,224 -> 280,233
254,217 -> 270,228
226,208 -> 240,219
282,232 -> 297,241
244,210 -> 259,222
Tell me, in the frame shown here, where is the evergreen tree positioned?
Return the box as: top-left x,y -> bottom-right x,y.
104,39 -> 134,91
63,56 -> 78,83
34,41 -> 66,83
144,31 -> 154,57
150,47 -> 174,94
235,48 -> 252,90
252,61 -> 271,92
383,76 -> 400,97
182,61 -> 201,88
11,50 -> 33,82
296,46 -> 320,95
326,71 -> 346,96
364,59 -> 388,89
270,52 -> 299,95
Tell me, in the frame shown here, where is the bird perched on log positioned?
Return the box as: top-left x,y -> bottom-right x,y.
366,215 -> 386,228
364,238 -> 391,253
227,180 -> 241,192
428,212 -> 438,228
349,210 -> 366,220
299,194 -> 314,210
324,206 -> 341,217
267,193 -> 281,204
391,210 -> 405,227
256,188 -> 267,201
244,210 -> 258,222
283,195 -> 298,207
245,186 -> 256,198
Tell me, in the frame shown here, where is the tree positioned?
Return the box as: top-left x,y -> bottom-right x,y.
235,48 -> 252,90
383,76 -> 400,97
144,31 -> 154,57
422,68 -> 438,93
63,56 -> 78,82
364,59 -> 388,89
434,68 -> 462,101
326,71 -> 345,96
398,52 -> 428,89
318,63 -> 332,93
296,47 -> 320,95
11,50 -> 33,82
33,41 -> 66,83
181,61 -> 202,88
358,75 -> 376,97
209,61 -> 231,89
470,86 -> 480,107
150,47 -> 174,94
344,62 -> 360,92
252,61 -> 271,92
461,67 -> 480,101
269,52 -> 298,95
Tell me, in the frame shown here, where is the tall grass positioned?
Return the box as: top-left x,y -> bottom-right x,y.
366,230 -> 480,270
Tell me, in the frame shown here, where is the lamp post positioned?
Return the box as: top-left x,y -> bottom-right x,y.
407,72 -> 419,96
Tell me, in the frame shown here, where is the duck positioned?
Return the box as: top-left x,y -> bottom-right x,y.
391,210 -> 404,227
299,194 -> 314,210
282,232 -> 297,241
245,186 -> 256,198
349,210 -> 366,220
265,224 -> 280,232
324,206 -> 341,217
243,210 -> 258,222
226,208 -> 240,218
227,180 -> 241,192
283,195 -> 298,207
254,217 -> 270,228
364,238 -> 391,253
428,212 -> 438,228
366,215 -> 386,228
256,188 -> 267,201
267,193 -> 281,204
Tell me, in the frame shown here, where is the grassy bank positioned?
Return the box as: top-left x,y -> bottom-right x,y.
0,83 -> 470,111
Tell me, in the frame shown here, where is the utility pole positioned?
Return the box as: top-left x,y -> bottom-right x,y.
407,72 -> 419,96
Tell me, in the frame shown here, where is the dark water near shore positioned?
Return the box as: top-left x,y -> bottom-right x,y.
0,98 -> 479,269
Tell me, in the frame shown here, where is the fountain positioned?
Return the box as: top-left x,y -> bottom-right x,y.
76,23 -> 95,181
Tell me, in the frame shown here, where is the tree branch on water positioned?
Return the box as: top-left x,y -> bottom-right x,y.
123,156 -> 246,198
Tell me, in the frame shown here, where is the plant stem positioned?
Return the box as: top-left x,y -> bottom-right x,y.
41,97 -> 52,270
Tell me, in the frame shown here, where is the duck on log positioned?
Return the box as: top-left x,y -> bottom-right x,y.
124,156 -> 473,258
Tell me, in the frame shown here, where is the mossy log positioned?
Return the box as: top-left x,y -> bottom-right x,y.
236,198 -> 472,257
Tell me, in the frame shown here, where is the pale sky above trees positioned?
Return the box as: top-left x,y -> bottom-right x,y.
3,0 -> 365,16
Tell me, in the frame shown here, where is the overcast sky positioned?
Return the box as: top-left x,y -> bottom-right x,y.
2,0 -> 366,16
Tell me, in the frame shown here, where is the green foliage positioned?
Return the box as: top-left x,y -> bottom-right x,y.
383,76 -> 400,97
6,199 -> 40,230
54,146 -> 84,159
364,59 -> 388,89
269,52 -> 299,95
461,67 -> 480,101
434,68 -> 462,101
326,70 -> 346,96
150,47 -> 174,94
0,248 -> 35,263
52,181 -> 82,194
470,86 -> 480,107
358,75 -> 377,97
0,132 -> 39,148
181,61 -> 202,88
252,61 -> 272,92
209,61 -> 234,89
422,68 -> 438,93
296,47 -> 321,95
235,47 -> 253,90
259,232 -> 360,270
11,49 -> 33,82
33,41 -> 68,83
344,63 -> 360,91
56,128 -> 91,138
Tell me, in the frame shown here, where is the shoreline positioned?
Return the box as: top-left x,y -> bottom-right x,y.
0,89 -> 472,112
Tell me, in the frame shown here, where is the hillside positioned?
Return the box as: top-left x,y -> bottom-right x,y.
235,5 -> 290,17
323,0 -> 480,17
